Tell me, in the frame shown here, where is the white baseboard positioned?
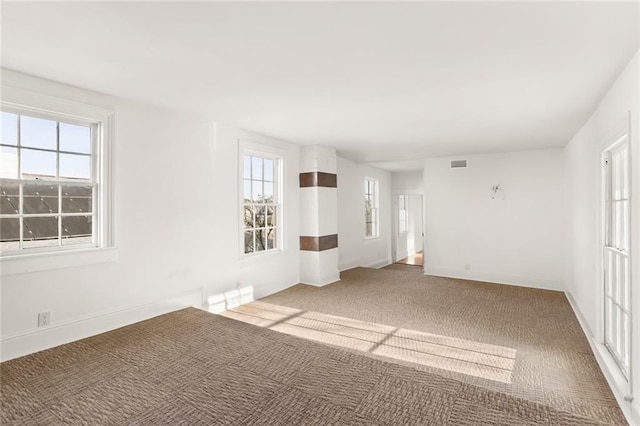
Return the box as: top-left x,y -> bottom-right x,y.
0,287 -> 204,362
301,273 -> 340,287
339,260 -> 360,272
565,291 -> 638,425
364,258 -> 392,269
423,265 -> 563,291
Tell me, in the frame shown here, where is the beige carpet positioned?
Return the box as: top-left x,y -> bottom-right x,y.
0,267 -> 626,425
257,266 -> 626,424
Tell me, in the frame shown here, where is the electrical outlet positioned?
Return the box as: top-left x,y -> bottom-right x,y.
465,264 -> 471,271
38,311 -> 51,327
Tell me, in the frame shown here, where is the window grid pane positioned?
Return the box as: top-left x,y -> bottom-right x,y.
242,154 -> 279,255
0,110 -> 97,254
365,179 -> 379,238
604,141 -> 631,377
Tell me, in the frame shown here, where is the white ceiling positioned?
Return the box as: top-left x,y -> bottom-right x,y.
1,2 -> 638,167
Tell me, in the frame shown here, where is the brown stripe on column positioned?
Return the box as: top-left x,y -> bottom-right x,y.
300,234 -> 338,251
299,172 -> 337,188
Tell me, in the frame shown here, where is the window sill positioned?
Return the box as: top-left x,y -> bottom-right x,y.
364,236 -> 380,242
0,247 -> 118,277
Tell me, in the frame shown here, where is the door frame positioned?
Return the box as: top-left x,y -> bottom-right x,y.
391,189 -> 424,267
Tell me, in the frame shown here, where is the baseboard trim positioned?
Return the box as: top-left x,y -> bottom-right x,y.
0,287 -> 204,362
565,291 -> 638,425
339,261 -> 360,272
423,266 -> 563,291
364,258 -> 392,269
300,271 -> 340,287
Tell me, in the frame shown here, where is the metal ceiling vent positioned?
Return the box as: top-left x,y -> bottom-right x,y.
450,159 -> 467,169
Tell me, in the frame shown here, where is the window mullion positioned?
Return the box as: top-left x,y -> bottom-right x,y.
18,182 -> 23,250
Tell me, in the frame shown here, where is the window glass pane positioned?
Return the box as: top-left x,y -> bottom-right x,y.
0,217 -> 20,248
60,122 -> 91,154
263,182 -> 274,202
23,182 -> 58,214
244,231 -> 254,254
243,205 -> 254,229
62,184 -> 92,213
366,222 -> 373,237
60,153 -> 90,180
22,148 -> 56,179
1,112 -> 18,145
21,116 -> 57,150
23,216 -> 59,247
62,215 -> 92,245
243,155 -> 252,179
252,180 -> 263,202
0,180 -> 20,214
267,228 -> 276,250
243,179 -> 251,201
255,229 -> 266,252
0,146 -> 18,178
255,206 -> 265,228
264,159 -> 274,182
266,205 -> 276,227
252,156 -> 263,180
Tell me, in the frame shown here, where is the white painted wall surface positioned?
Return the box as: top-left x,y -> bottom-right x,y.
337,157 -> 392,271
423,149 -> 565,290
391,170 -> 423,192
0,70 -> 300,359
564,51 -> 639,423
408,194 -> 423,254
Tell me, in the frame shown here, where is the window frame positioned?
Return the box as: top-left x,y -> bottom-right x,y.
0,86 -> 114,265
238,140 -> 283,258
365,177 -> 379,239
602,136 -> 632,379
398,194 -> 408,236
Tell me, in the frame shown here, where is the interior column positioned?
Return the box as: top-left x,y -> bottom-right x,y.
299,145 -> 340,286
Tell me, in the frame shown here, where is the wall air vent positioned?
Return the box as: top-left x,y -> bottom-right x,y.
450,160 -> 467,169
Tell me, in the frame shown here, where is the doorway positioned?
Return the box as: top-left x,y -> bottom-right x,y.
392,194 -> 423,267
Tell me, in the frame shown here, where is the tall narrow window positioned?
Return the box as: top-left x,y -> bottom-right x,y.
0,110 -> 101,254
242,153 -> 280,254
603,138 -> 631,377
365,178 -> 379,238
398,194 -> 408,235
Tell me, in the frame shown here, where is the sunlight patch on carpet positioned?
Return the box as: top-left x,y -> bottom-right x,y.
220,301 -> 516,384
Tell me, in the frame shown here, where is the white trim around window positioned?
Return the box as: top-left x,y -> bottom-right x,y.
365,177 -> 379,239
0,86 -> 115,275
238,140 -> 284,258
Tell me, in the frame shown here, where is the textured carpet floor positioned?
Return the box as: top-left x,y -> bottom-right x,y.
257,267 -> 626,425
0,267 -> 626,425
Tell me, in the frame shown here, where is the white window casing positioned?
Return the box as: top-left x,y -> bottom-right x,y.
0,86 -> 115,275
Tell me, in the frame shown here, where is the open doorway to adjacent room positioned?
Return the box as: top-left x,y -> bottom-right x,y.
392,194 -> 424,267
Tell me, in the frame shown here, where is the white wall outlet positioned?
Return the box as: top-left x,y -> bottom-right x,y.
37,311 -> 51,327
465,264 -> 471,271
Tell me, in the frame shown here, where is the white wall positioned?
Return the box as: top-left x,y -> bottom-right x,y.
423,149 -> 565,290
0,70 -> 300,359
407,194 -> 423,254
337,156 -> 392,271
564,51 -> 639,423
392,170 -> 423,192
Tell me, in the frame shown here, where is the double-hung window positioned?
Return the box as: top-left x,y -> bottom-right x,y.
398,194 -> 408,235
0,92 -> 112,257
242,152 -> 281,255
365,178 -> 379,238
